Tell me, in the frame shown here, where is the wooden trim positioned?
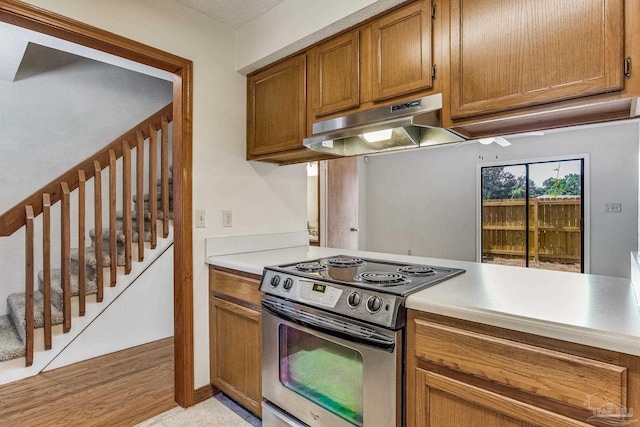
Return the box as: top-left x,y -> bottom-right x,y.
61,182 -> 71,333
148,124 -> 158,249
42,194 -> 51,349
136,131 -> 145,262
0,103 -> 172,237
0,1 -> 194,407
93,161 -> 103,303
172,63 -> 195,407
78,170 -> 86,316
24,205 -> 34,367
194,384 -> 218,405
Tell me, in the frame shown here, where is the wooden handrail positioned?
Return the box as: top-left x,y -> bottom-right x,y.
7,102 -> 174,367
0,102 -> 173,236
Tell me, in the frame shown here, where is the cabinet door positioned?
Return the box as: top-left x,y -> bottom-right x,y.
450,0 -> 624,119
210,297 -> 262,416
247,54 -> 306,157
415,369 -> 590,427
310,30 -> 360,117
371,0 -> 433,102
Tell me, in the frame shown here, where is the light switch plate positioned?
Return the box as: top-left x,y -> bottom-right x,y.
605,203 -> 622,213
195,209 -> 206,228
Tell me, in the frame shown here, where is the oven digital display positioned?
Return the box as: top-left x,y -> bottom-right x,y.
312,283 -> 326,293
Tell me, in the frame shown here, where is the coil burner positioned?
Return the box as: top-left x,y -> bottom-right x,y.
294,262 -> 327,273
397,265 -> 436,276
326,256 -> 367,268
356,271 -> 411,287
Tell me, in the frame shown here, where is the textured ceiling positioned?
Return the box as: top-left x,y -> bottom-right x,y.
174,0 -> 284,28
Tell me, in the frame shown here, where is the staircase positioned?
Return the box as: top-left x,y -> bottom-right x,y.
0,103 -> 174,374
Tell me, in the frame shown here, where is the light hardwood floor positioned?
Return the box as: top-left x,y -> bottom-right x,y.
0,338 -> 176,426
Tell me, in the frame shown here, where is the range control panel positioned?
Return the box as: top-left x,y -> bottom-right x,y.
260,269 -> 403,329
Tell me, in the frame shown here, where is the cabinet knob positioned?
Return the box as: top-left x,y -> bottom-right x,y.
350,227 -> 359,232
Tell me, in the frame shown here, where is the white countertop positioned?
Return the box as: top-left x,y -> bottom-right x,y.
207,246 -> 640,356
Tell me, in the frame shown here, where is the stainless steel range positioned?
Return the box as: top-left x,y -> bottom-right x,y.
260,255 -> 464,427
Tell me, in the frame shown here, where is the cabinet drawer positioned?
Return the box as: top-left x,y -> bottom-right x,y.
414,319 -> 627,410
209,269 -> 261,308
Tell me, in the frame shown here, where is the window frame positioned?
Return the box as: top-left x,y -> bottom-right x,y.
475,154 -> 590,273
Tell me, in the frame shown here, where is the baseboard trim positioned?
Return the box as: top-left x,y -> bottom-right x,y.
194,384 -> 218,404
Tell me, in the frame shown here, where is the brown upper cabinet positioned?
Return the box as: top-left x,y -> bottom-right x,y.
308,30 -> 360,118
246,53 -> 307,160
370,0 -> 434,102
308,0 -> 435,122
449,0 -> 624,119
247,0 -> 638,164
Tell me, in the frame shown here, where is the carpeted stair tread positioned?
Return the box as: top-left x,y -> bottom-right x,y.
37,269 -> 98,311
89,228 -> 126,245
132,191 -> 173,203
0,315 -> 25,362
70,246 -> 125,282
8,291 -> 64,342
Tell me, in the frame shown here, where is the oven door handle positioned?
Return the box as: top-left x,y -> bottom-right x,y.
262,299 -> 396,352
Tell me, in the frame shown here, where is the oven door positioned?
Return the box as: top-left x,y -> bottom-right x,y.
262,295 -> 402,427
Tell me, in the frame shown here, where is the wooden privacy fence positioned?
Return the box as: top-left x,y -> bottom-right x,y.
482,197 -> 581,264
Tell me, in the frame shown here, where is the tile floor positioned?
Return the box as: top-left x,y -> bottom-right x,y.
136,393 -> 261,427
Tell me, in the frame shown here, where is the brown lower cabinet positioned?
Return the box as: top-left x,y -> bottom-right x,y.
407,310 -> 640,427
209,267 -> 262,417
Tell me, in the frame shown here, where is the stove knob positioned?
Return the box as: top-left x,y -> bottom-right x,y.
283,278 -> 294,291
366,296 -> 382,313
270,275 -> 281,288
347,292 -> 361,308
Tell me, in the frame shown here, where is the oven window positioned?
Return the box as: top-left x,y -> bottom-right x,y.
279,325 -> 364,426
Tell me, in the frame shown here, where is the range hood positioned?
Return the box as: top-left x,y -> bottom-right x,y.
303,94 -> 464,157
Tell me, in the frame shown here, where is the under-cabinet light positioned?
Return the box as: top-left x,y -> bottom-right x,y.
363,129 -> 393,143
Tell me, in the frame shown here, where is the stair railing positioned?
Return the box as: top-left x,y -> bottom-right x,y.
3,102 -> 173,366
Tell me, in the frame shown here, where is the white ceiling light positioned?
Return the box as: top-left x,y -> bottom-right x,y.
477,136 -> 511,147
494,136 -> 511,147
363,129 -> 393,143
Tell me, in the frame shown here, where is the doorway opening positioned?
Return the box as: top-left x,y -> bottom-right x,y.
480,158 -> 585,273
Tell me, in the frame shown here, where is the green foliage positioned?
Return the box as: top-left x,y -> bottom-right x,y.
482,167 -> 581,200
541,173 -> 581,196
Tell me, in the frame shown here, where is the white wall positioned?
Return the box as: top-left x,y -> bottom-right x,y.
0,43 -> 172,211
20,0 -> 308,389
360,122 -> 639,278
44,245 -> 174,371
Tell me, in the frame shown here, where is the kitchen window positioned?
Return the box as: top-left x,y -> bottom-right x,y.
479,158 -> 586,273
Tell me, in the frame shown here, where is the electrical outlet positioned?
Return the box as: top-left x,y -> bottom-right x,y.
195,209 -> 207,228
222,209 -> 233,227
